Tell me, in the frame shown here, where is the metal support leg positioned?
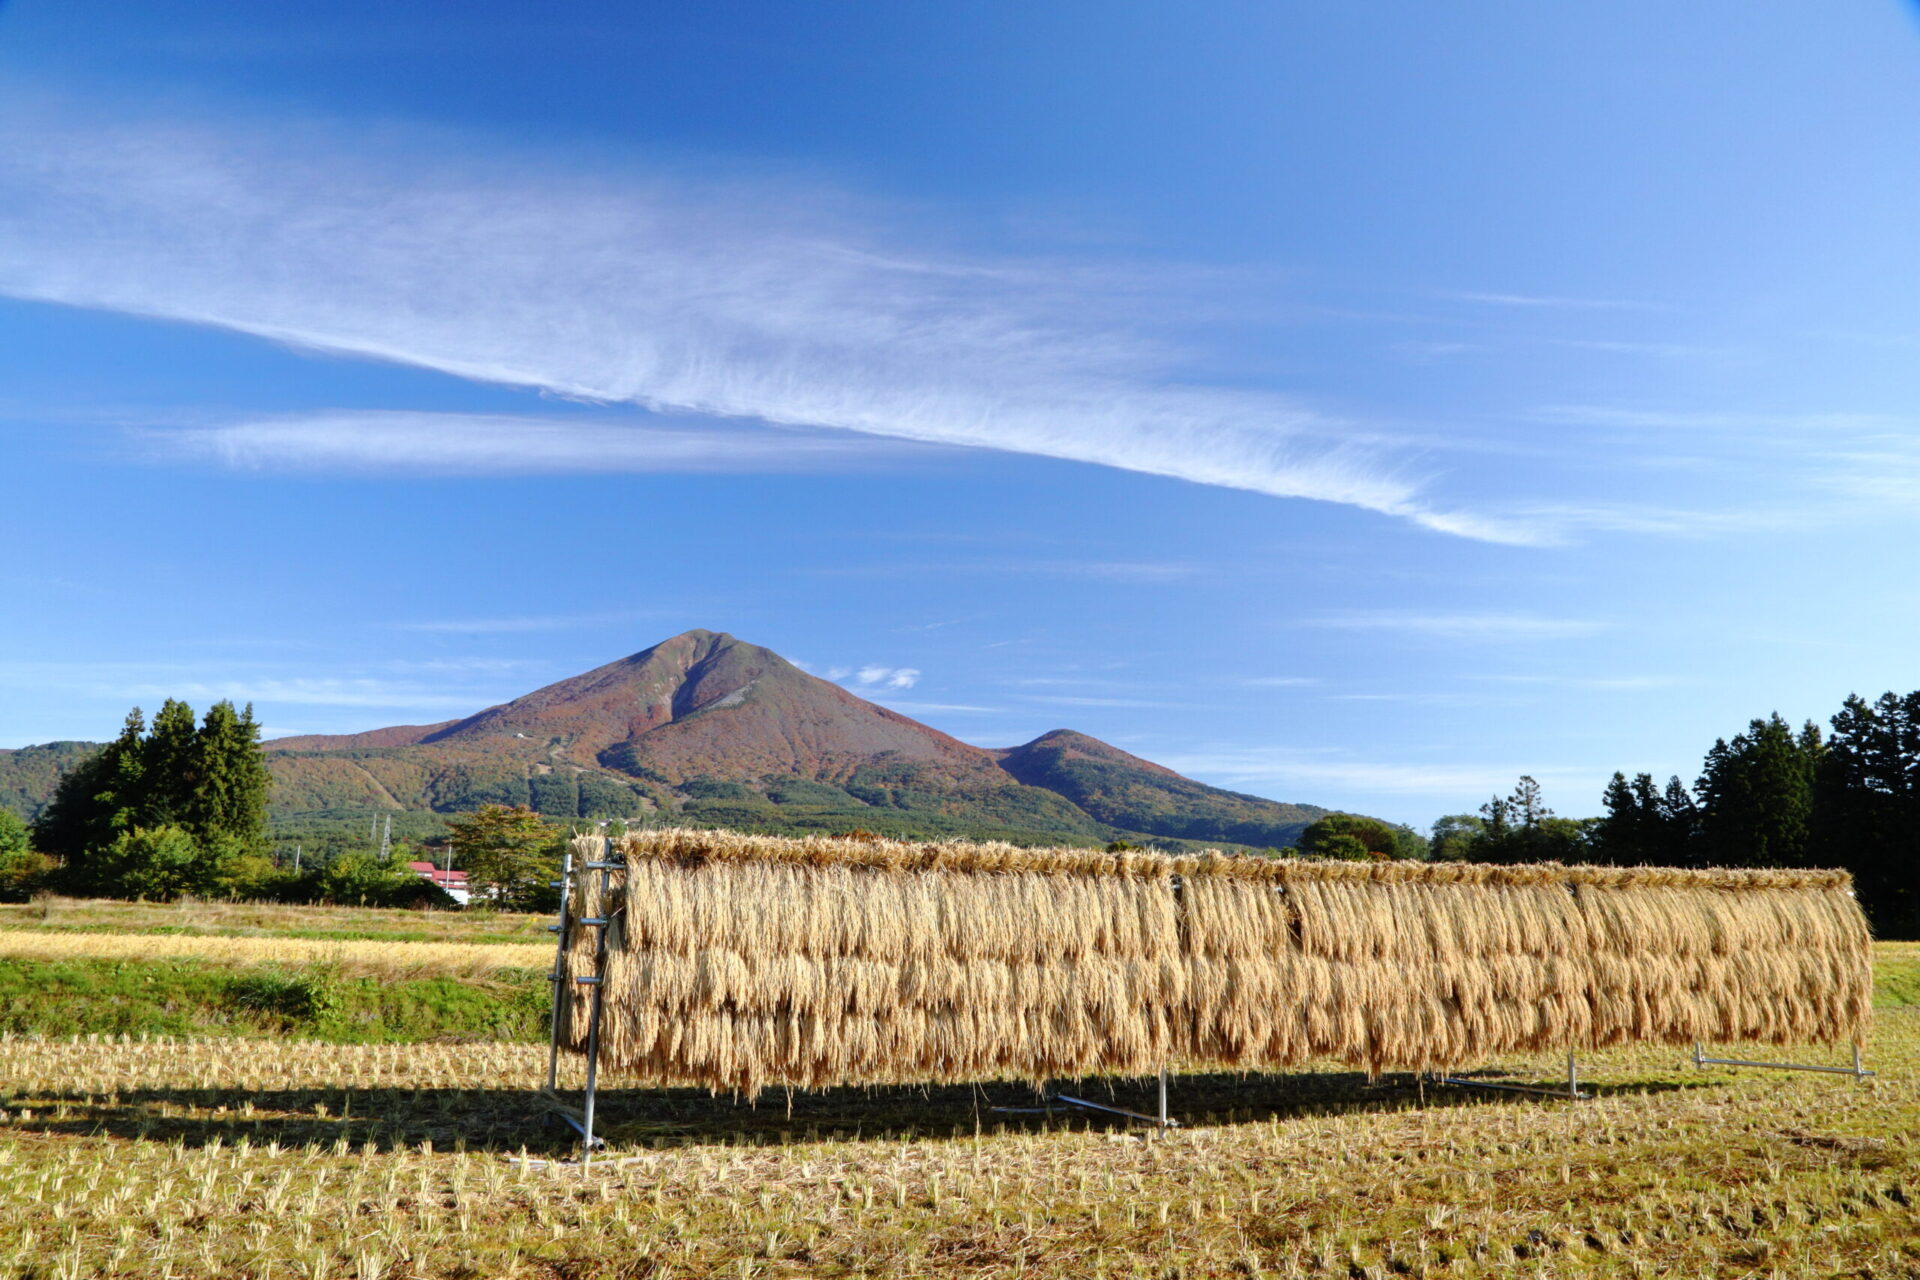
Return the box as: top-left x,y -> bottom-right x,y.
1690,1040 -> 1874,1080
580,850 -> 617,1166
1158,1066 -> 1169,1128
543,849 -> 575,1093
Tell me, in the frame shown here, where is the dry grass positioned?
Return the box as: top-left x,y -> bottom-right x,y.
0,926 -> 550,980
0,1008 -> 1911,1278
562,831 -> 1875,1094
0,895 -> 553,944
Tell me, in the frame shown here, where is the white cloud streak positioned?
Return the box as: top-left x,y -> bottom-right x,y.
394,611 -> 649,634
157,410 -> 928,474
0,660 -> 505,712
853,665 -> 921,690
0,101 -> 1530,543
1152,745 -> 1592,798
1301,611 -> 1604,642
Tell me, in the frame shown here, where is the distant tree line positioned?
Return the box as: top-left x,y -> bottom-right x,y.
9,699 -> 442,905
28,700 -> 276,900
3,696 -> 576,910
1421,691 -> 1919,938
1292,812 -> 1430,861
1592,694 -> 1918,937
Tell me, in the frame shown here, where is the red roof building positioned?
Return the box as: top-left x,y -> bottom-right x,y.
407,861 -> 471,901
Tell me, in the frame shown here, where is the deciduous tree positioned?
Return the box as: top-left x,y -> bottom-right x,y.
446,804 -> 562,910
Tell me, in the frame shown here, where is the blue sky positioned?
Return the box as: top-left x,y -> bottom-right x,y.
3,1 -> 1918,826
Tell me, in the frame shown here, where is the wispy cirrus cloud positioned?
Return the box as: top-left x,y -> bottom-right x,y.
1468,673 -> 1681,691
0,99 -> 1533,544
1443,291 -> 1655,311
1152,744 -> 1591,798
394,611 -> 651,634
1301,611 -> 1604,642
826,665 -> 921,690
155,410 -> 930,474
863,699 -> 1003,715
0,660 -> 506,712
1018,693 -> 1204,709
810,560 -> 1202,582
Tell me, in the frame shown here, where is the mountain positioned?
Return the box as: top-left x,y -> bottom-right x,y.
994,730 -> 1328,847
0,742 -> 100,822
3,630 -> 1334,849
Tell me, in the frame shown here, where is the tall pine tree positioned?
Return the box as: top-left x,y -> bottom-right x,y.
1813,692 -> 1920,936
1695,713 -> 1819,868
191,701 -> 270,853
141,698 -> 202,830
29,699 -> 272,892
31,708 -> 147,870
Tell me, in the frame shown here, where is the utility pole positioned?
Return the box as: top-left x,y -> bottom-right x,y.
379,814 -> 392,861
293,844 -> 302,873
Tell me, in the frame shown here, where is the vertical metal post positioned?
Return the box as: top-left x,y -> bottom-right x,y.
1692,1041 -> 1704,1069
543,848 -> 576,1093
1157,1066 -> 1169,1128
578,837 -> 616,1168
1852,1042 -> 1863,1079
1566,1051 -> 1578,1099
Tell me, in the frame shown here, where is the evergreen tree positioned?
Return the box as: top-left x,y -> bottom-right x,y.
29,699 -> 272,896
1595,771 -> 1685,865
1475,778 -> 1556,863
1594,772 -> 1642,864
1509,775 -> 1550,828
31,708 -> 148,874
141,698 -> 202,830
191,701 -> 270,852
1813,692 -> 1920,936
1695,714 -> 1818,868
1657,775 -> 1700,866
1427,813 -> 1485,861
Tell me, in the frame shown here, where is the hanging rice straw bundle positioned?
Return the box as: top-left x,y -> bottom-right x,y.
557,829 -> 1873,1095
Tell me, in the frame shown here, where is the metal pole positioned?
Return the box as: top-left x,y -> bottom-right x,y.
580,972 -> 605,1168
1566,1051 -> 1578,1100
1157,1066 -> 1169,1128
1691,1045 -> 1875,1079
544,847 -> 576,1093
578,840 -> 616,1167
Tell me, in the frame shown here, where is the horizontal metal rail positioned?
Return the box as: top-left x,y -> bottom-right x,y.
1434,1050 -> 1588,1101
1693,1042 -> 1873,1079
1051,1093 -> 1183,1127
1433,1075 -> 1589,1100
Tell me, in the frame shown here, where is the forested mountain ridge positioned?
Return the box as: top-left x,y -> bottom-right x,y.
0,742 -> 100,821
2,631 -> 1338,850
994,730 -> 1326,847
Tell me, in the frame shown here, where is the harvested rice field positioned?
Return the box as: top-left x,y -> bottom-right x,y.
0,1001 -> 1912,1278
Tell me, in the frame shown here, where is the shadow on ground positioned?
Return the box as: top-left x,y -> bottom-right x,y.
1,1066 -> 1703,1153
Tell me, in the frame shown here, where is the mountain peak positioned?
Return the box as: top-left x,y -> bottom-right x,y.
1002,728 -> 1185,780
247,629 -> 1333,848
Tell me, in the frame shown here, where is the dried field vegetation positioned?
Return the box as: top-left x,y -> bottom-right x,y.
0,897 -> 552,981
0,895 -> 554,946
0,1014 -> 1912,1278
0,927 -> 550,981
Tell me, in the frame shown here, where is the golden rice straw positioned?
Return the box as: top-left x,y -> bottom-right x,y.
557,829 -> 1874,1095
